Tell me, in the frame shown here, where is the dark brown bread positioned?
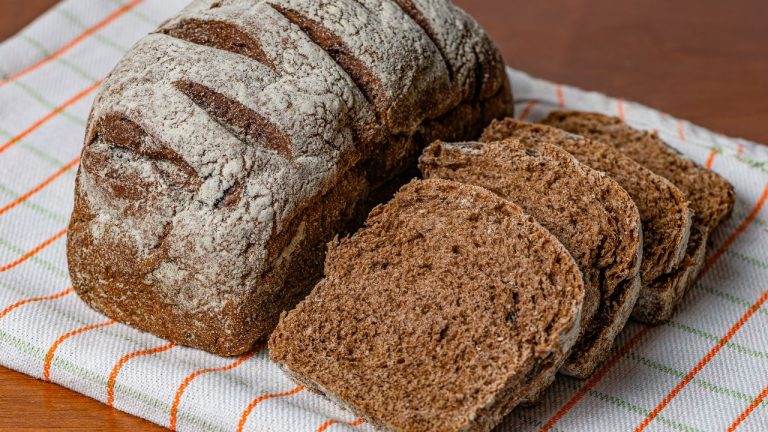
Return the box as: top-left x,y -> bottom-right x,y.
419,139 -> 641,378
269,179 -> 584,432
67,0 -> 513,355
481,119 -> 693,324
542,111 -> 735,323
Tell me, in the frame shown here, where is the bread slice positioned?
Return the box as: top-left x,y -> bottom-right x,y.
481,119 -> 693,324
542,111 -> 736,323
419,140 -> 641,378
269,179 -> 584,432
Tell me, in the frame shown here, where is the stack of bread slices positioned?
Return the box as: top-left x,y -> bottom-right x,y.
269,111 -> 735,432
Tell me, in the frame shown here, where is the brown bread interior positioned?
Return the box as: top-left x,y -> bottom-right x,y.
419,139 -> 642,378
481,119 -> 696,327
543,111 -> 735,323
269,179 -> 583,431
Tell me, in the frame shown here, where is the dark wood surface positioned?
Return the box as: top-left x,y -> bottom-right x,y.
0,0 -> 61,40
465,0 -> 768,144
1,0 -> 767,430
0,366 -> 166,431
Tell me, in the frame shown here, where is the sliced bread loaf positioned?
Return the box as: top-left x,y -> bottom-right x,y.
67,0 -> 512,355
542,111 -> 736,323
481,119 -> 693,324
269,179 -> 584,432
419,140 -> 642,378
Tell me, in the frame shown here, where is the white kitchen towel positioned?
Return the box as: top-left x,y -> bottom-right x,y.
0,1 -> 766,431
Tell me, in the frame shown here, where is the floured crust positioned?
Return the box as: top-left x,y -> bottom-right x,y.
269,179 -> 584,431
67,0 -> 513,355
419,139 -> 642,379
543,111 -> 735,324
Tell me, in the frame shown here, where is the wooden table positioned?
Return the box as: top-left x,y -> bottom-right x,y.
1,0 -> 767,430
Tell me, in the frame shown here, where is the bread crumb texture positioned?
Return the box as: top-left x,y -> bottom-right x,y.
542,111 -> 735,323
269,179 -> 583,432
482,119 -> 691,284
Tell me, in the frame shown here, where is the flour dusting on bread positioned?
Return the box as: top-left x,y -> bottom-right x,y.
68,0 -> 512,355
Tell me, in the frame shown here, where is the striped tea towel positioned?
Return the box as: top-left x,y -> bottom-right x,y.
0,1 -> 767,431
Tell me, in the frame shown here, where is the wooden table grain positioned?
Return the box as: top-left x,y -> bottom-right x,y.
1,0 -> 767,430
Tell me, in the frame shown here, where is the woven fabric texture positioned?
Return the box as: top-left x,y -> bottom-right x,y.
0,1 -> 766,431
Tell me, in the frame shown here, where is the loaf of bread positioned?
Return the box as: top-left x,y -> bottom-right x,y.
482,119 -> 694,326
419,139 -> 642,378
269,179 -> 584,431
67,0 -> 513,355
542,112 -> 735,323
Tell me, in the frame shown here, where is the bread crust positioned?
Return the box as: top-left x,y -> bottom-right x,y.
479,119 -> 701,365
482,119 -> 692,283
542,111 -> 735,324
67,0 -> 513,355
632,230 -> 708,323
419,139 -> 642,379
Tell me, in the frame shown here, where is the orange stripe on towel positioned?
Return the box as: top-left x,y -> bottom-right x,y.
727,382 -> 768,431
43,319 -> 116,381
543,181 -> 768,428
107,342 -> 175,407
540,326 -> 652,431
0,287 -> 73,321
0,81 -> 100,155
0,157 -> 80,217
0,0 -> 143,88
169,347 -> 261,430
701,183 -> 768,276
634,290 -> 768,431
0,228 -> 67,273
555,85 -> 565,108
518,101 -> 537,121
237,385 -> 305,432
316,418 -> 365,432
705,148 -> 718,169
